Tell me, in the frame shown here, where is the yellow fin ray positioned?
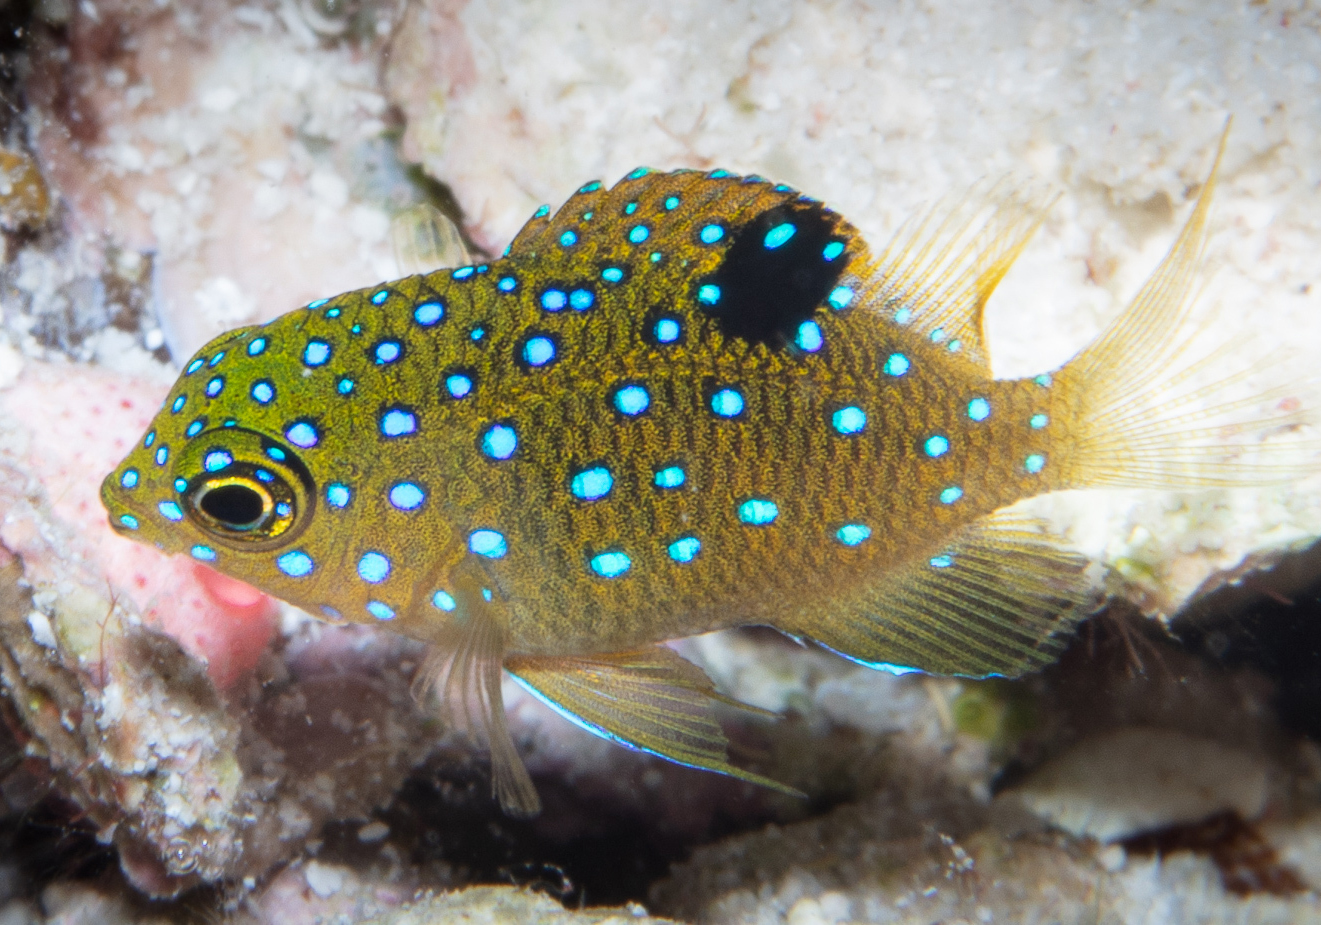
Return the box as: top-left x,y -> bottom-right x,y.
506,646 -> 801,797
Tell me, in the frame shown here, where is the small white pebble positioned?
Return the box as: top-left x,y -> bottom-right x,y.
356,821 -> 390,843
303,861 -> 344,899
1098,843 -> 1127,872
143,329 -> 164,350
26,611 -> 56,649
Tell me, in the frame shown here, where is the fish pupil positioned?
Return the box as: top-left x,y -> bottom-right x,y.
199,484 -> 265,528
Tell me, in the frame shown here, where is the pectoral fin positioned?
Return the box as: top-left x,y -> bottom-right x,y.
506,646 -> 802,797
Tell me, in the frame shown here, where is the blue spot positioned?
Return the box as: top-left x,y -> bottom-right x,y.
947,339 -> 962,353
534,204 -> 550,218
570,466 -> 613,501
930,327 -> 946,343
371,289 -> 389,305
325,307 -> 341,318
171,395 -> 186,413
832,406 -> 866,435
893,307 -> 912,324
337,378 -> 354,395
251,380 -> 275,404
655,318 -> 681,343
1034,373 -> 1053,388
613,385 -> 650,416
303,340 -> 332,367
1030,413 -> 1049,429
590,551 -> 631,578
275,502 -> 291,517
654,465 -> 685,489
189,545 -> 216,562
569,288 -> 594,310
413,302 -> 444,326
883,353 -> 910,377
469,529 -> 507,558
155,446 -> 169,466
823,241 -> 845,261
432,590 -> 456,611
579,180 -> 602,193
286,422 -> 318,448
204,450 -> 233,472
266,445 -> 286,462
627,167 -> 650,179
255,469 -> 274,483
738,499 -> 779,526
205,377 -> 224,398
628,225 -> 650,244
186,420 -> 204,437
924,435 -> 950,458
158,501 -> 183,521
559,230 -> 578,247
248,337 -> 267,356
828,286 -> 854,310
699,224 -> 724,245
185,359 -> 204,375
308,298 -> 329,309
709,169 -> 731,179
968,398 -> 991,421
668,536 -> 701,563
836,524 -> 872,546
208,352 -> 225,367
389,482 -> 426,510
174,477 -> 187,492
277,551 -> 314,577
939,486 -> 963,504
602,267 -> 624,283
357,552 -> 391,584
326,483 -> 350,508
649,252 -> 662,263
366,601 -> 395,621
481,587 -> 493,601
452,267 -> 475,279
697,284 -> 720,305
119,514 -> 139,530
541,289 -> 568,312
120,469 -> 139,489
470,327 -> 485,342
710,388 -> 744,418
481,423 -> 518,460
930,554 -> 954,569
1024,453 -> 1046,474
351,324 -> 362,334
374,341 -> 402,364
624,202 -> 638,215
381,408 -> 416,437
763,222 -> 796,249
664,196 -> 680,210
144,431 -> 155,448
446,374 -> 473,399
795,320 -> 823,352
498,276 -> 517,292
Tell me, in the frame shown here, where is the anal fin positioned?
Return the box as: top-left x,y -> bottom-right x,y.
506,646 -> 802,797
793,509 -> 1099,679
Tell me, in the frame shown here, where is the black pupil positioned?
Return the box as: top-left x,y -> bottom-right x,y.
200,484 -> 265,527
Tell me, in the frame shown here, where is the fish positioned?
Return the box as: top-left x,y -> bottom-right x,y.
100,131 -> 1305,815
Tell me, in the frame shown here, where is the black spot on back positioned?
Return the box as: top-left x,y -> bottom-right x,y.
700,200 -> 849,347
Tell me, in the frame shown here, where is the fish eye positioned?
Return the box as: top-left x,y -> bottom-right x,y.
196,481 -> 269,530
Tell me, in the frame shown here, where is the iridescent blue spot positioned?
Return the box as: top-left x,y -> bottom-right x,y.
709,169 -> 731,179
654,465 -> 685,489
668,536 -> 701,563
823,241 -> 845,261
832,406 -> 866,435
452,267 -> 474,280
541,289 -> 568,312
738,499 -> 779,526
828,286 -> 854,310
569,288 -> 594,310
627,167 -> 649,179
559,230 -> 578,247
173,477 -> 187,492
883,353 -> 910,377
481,423 -> 518,460
446,374 -> 473,399
413,302 -> 443,326
570,466 -> 613,501
374,341 -> 401,365
337,378 -> 354,395
930,554 -> 954,569
308,298 -> 329,309
968,398 -> 991,422
893,307 -> 912,324
498,276 -> 517,292
371,289 -> 389,305
248,337 -> 267,356
1034,373 -> 1053,388
602,267 -> 624,283
303,340 -> 331,367
325,307 -> 341,318
579,180 -> 602,193
158,500 -> 183,522
266,446 -> 286,462
763,222 -> 796,249
624,202 -> 638,215
144,431 -> 155,448
469,529 -> 507,558
664,196 -> 680,210
119,514 -> 139,530
351,324 -> 362,334
628,225 -> 650,244
590,551 -> 631,578
255,469 -> 274,483
204,450 -> 232,472
699,224 -> 724,245
432,590 -> 456,611
710,388 -> 744,418
186,420 -> 204,437
939,486 -> 964,504
650,252 -> 662,263
208,352 -> 225,367
381,408 -> 416,437
171,395 -> 186,413
947,339 -> 962,353
655,318 -> 681,343
795,320 -> 823,352
534,204 -> 550,218
1024,454 -> 1046,474
366,601 -> 395,621
836,524 -> 872,546
251,380 -> 275,404
1030,413 -> 1049,429
205,377 -> 224,398
389,482 -> 426,510
930,327 -> 946,344
924,435 -> 949,458
697,284 -> 720,305
481,587 -> 493,601
326,483 -> 350,508
470,327 -> 486,343
613,385 -> 650,416
275,502 -> 291,517
277,551 -> 313,577
155,446 -> 168,466
120,469 -> 139,489
185,359 -> 204,375
358,552 -> 391,584
285,422 -> 318,448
